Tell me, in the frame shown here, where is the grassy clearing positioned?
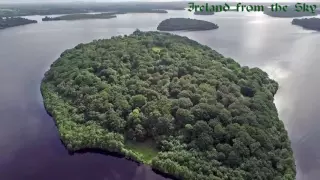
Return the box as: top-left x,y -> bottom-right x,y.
125,140 -> 159,163
152,46 -> 162,53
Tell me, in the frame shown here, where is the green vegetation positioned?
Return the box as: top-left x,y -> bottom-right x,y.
41,10 -> 168,22
151,46 -> 162,53
157,18 -> 219,31
0,3 -> 171,17
0,17 -> 37,29
115,9 -> 167,14
0,7 -> 87,17
218,9 -> 239,12
292,18 -> 320,31
194,11 -> 215,15
264,6 -> 318,18
41,30 -> 296,180
42,13 -> 117,21
126,140 -> 159,163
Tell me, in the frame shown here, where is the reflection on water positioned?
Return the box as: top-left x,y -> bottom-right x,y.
0,10 -> 319,180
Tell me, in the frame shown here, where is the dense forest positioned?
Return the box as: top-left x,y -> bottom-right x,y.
157,18 -> 219,31
41,30 -> 296,180
42,13 -> 117,21
0,17 -> 37,29
292,18 -> 320,31
194,11 -> 215,15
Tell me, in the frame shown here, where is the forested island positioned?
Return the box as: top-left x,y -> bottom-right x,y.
157,18 -> 218,31
194,11 -> 215,15
264,7 -> 317,17
223,9 -> 239,12
116,9 -> 167,14
42,13 -> 117,21
292,18 -> 320,31
170,7 -> 186,10
193,9 -> 239,15
0,17 -> 37,29
41,9 -> 168,21
41,30 -> 296,180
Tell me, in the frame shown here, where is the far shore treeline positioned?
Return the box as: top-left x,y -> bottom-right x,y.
188,2 -> 318,14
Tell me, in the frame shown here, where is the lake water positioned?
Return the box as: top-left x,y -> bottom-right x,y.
0,10 -> 319,180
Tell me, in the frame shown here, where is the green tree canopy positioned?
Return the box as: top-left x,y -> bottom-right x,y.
41,30 -> 295,180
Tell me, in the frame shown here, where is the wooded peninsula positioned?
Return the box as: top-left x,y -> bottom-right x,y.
42,13 -> 117,21
41,30 -> 296,180
0,17 -> 37,29
194,11 -> 215,15
157,18 -> 219,31
42,9 -> 167,21
264,6 -> 317,17
292,18 -> 320,31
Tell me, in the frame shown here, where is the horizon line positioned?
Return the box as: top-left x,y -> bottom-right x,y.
0,1 -> 319,4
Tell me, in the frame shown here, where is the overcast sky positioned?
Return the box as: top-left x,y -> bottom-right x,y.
0,0 -> 317,3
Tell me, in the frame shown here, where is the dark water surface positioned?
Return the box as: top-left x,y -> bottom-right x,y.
0,10 -> 319,180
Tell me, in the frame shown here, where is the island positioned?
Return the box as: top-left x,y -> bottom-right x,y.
221,9 -> 239,12
41,30 -> 296,180
115,9 -> 168,14
169,7 -> 186,10
42,13 -> 117,21
157,18 -> 219,31
292,18 -> 320,31
194,11 -> 215,15
0,17 -> 37,29
42,10 -> 168,21
264,7 -> 317,17
193,9 -> 238,15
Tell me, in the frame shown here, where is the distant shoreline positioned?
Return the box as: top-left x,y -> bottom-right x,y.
187,2 -> 265,13
0,17 -> 37,30
292,18 -> 320,31
187,2 -> 319,15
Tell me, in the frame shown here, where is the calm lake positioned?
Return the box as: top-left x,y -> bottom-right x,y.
0,10 -> 319,180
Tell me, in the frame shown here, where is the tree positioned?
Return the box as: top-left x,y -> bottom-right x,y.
42,31 -> 296,180
131,95 -> 147,108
